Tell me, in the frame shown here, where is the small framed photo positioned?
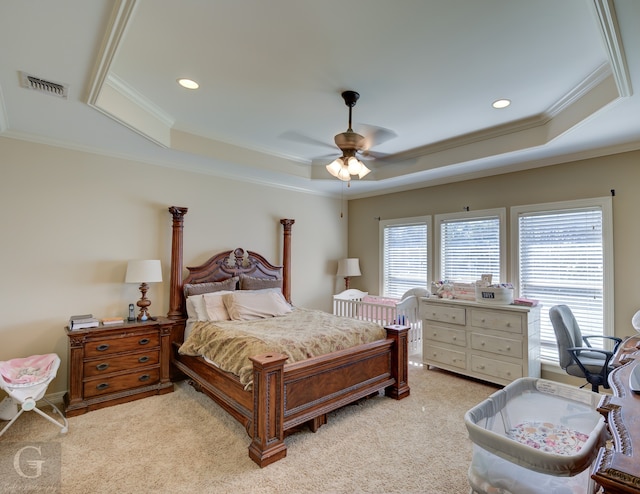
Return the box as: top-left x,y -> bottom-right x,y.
481,274 -> 493,285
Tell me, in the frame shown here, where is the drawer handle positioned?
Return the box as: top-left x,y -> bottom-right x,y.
96,344 -> 110,352
139,374 -> 151,382
452,336 -> 457,341
96,363 -> 110,371
480,341 -> 485,346
138,356 -> 150,363
96,383 -> 109,390
139,338 -> 151,345
506,323 -> 511,327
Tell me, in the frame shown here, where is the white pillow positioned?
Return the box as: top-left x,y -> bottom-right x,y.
222,291 -> 292,321
186,295 -> 208,322
202,291 -> 234,321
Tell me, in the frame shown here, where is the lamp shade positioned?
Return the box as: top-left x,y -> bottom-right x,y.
125,260 -> 163,283
336,258 -> 361,277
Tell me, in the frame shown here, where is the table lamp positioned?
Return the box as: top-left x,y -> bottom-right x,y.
337,258 -> 361,290
125,260 -> 162,321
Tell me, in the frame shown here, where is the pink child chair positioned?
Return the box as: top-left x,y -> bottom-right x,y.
0,353 -> 68,437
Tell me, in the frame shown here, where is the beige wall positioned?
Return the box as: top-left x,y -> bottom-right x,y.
0,137 -> 347,394
348,152 -> 640,384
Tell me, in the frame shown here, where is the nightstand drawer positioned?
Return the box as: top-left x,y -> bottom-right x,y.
84,332 -> 159,358
84,351 -> 160,377
84,368 -> 160,398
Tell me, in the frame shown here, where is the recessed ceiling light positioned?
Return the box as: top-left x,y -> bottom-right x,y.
177,78 -> 199,90
492,99 -> 511,109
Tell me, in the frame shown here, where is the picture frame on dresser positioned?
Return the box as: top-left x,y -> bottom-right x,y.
63,318 -> 174,417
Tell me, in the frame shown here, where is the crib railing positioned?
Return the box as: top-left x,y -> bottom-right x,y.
333,295 -> 422,354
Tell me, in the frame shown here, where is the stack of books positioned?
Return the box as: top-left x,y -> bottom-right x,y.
512,298 -> 540,307
69,314 -> 99,330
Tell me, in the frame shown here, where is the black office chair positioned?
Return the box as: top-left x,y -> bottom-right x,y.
549,304 -> 622,392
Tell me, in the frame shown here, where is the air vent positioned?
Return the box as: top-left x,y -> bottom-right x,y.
19,71 -> 69,99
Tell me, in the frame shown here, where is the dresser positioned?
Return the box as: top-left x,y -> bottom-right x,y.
420,298 -> 540,386
64,318 -> 174,417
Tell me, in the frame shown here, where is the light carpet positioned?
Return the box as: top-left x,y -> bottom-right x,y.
0,363 -> 498,494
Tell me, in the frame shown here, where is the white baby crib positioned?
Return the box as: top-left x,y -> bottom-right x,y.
333,288 -> 428,354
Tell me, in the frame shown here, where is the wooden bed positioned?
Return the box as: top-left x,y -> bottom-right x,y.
166,206 -> 410,467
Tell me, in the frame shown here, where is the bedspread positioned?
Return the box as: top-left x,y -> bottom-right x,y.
178,307 -> 385,388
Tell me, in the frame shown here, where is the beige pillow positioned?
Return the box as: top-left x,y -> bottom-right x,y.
202,291 -> 234,321
239,275 -> 282,291
183,277 -> 238,297
222,291 -> 292,321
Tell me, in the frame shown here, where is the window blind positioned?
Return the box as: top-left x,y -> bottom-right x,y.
518,208 -> 604,361
382,222 -> 428,298
440,217 -> 500,283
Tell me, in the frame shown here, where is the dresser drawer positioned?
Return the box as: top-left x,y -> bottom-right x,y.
424,324 -> 467,347
84,368 -> 160,398
470,309 -> 523,334
423,344 -> 466,369
84,350 -> 160,378
420,304 -> 466,326
470,354 -> 522,382
84,332 -> 159,358
471,333 -> 522,358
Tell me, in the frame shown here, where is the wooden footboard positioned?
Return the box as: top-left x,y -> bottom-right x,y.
172,325 -> 409,467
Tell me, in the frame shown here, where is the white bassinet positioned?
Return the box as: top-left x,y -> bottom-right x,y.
0,353 -> 68,437
464,377 -> 607,494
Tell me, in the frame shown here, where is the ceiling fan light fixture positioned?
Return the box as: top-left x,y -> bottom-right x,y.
358,163 -> 371,179
326,158 -> 344,178
346,156 -> 363,175
337,166 -> 352,181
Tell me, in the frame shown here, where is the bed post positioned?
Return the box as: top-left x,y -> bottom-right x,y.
168,206 -> 188,319
248,353 -> 289,467
280,219 -> 295,304
384,325 -> 411,400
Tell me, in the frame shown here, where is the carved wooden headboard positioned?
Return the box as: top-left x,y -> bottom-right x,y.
166,206 -> 294,319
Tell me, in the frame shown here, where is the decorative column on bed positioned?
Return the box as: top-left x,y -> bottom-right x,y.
168,206 -> 188,320
280,219 -> 294,304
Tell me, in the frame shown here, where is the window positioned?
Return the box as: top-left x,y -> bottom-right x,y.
435,209 -> 506,283
511,198 -> 613,362
380,216 -> 430,298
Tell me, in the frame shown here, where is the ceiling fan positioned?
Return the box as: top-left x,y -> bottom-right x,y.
325,90 -> 394,183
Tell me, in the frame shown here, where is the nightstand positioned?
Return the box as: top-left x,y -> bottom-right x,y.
63,317 -> 174,417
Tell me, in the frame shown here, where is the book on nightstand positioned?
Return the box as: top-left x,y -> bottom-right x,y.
101,317 -> 125,326
69,314 -> 99,330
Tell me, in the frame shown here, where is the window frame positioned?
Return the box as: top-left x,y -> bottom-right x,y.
379,215 -> 432,297
434,208 -> 507,284
510,196 -> 614,364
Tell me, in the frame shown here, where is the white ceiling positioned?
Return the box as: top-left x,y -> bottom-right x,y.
1,0 -> 639,198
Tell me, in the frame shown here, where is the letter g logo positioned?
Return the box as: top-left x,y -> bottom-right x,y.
13,445 -> 45,479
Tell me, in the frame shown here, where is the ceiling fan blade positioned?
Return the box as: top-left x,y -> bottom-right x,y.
359,124 -> 398,151
279,131 -> 335,150
359,149 -> 390,161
